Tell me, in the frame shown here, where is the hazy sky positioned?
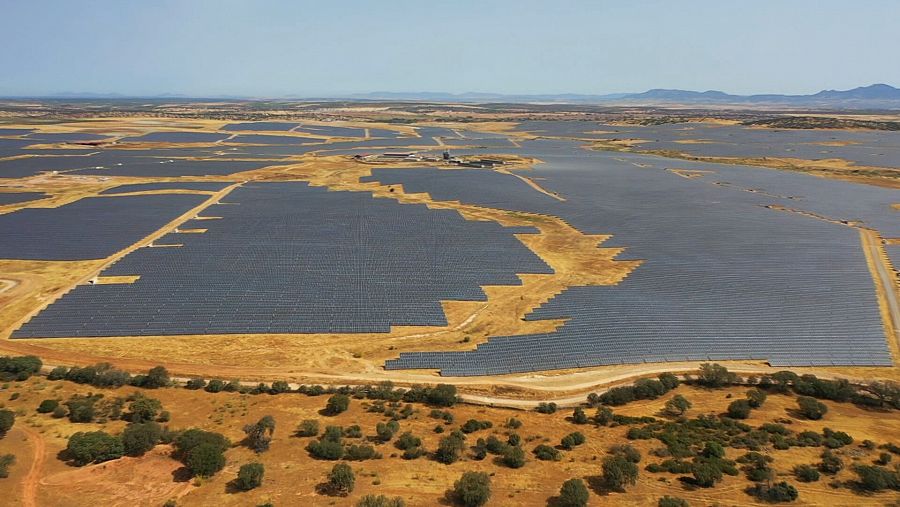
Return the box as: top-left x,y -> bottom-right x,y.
1,0 -> 898,97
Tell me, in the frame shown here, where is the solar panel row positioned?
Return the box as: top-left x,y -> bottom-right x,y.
12,182 -> 553,338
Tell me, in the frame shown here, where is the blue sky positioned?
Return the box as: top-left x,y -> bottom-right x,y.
1,0 -> 898,97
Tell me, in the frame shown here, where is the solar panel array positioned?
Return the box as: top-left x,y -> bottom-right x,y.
221,122 -> 302,131
0,194 -> 208,260
120,132 -> 231,143
514,120 -> 900,169
375,140 -> 893,374
12,182 -> 552,338
99,182 -> 231,194
0,192 -> 49,206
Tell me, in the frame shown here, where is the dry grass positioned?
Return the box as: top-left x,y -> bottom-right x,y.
0,379 -> 899,506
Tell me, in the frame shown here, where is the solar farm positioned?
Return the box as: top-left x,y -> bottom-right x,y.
0,114 -> 897,386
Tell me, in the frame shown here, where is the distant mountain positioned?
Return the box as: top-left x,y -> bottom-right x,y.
344,84 -> 900,108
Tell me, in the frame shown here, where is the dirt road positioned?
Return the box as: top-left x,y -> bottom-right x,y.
19,426 -> 46,507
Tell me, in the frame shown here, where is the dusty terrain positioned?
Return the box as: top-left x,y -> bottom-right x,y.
0,378 -> 898,506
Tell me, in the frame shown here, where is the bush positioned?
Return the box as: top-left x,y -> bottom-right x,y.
818,450 -> 843,474
204,379 -> 225,393
797,396 -> 827,420
51,405 -> 67,419
394,432 -> 422,451
603,455 -> 639,490
307,439 -> 343,460
658,373 -> 680,391
453,471 -> 491,507
536,402 -> 558,414
746,388 -> 767,408
184,378 -> 206,390
875,452 -> 892,465
296,419 -> 319,437
505,417 -> 522,429
664,395 -> 692,416
435,432 -> 466,464
65,395 -> 100,423
852,465 -> 900,492
0,355 -> 42,381
533,444 -> 561,461
460,419 -> 492,434
270,380 -> 290,394
234,462 -> 264,491
324,394 -> 350,415
558,478 -> 589,507
375,421 -> 398,442
122,422 -> 163,456
185,443 -> 226,477
726,399 -> 752,419
501,445 -> 526,468
327,463 -> 355,496
127,395 -> 162,423
47,366 -> 69,381
560,432 -> 586,450
243,415 -> 275,453
37,399 -> 60,414
794,464 -> 820,482
173,428 -> 230,460
658,497 -> 689,507
66,431 -> 124,466
139,366 -> 170,389
0,409 -> 15,436
697,363 -> 738,388
610,443 -> 641,463
572,407 -> 589,424
746,481 -> 799,502
345,444 -> 379,461
0,454 -> 15,478
692,461 -> 723,488
356,495 -> 406,507
595,406 -> 614,426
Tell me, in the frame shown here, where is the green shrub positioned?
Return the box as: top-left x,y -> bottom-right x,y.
794,464 -> 820,482
327,463 -> 355,496
296,419 -> 319,437
558,478 -> 589,507
235,462 -> 264,491
560,431 -> 586,450
66,431 -> 124,466
797,396 -> 827,420
37,399 -> 59,414
453,471 -> 491,507
533,444 -> 561,461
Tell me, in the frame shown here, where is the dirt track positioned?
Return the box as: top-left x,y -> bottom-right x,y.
19,425 -> 46,507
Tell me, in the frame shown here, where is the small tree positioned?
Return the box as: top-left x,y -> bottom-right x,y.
595,406 -> 614,426
66,431 -> 124,466
435,432 -> 466,464
244,415 -> 275,452
37,399 -> 60,414
143,366 -> 170,389
328,463 -> 355,496
425,384 -> 458,407
0,454 -> 15,478
205,379 -> 225,393
122,422 -> 163,456
797,397 -> 827,420
727,399 -> 752,419
185,378 -> 206,390
558,478 -> 589,507
818,449 -> 843,474
453,471 -> 491,507
128,395 -> 162,423
502,445 -> 526,468
697,363 -> 738,388
325,394 -> 350,415
533,444 -> 561,461
658,497 -> 689,507
572,407 -> 589,424
356,495 -> 406,507
235,462 -> 264,491
692,462 -> 723,488
664,395 -> 692,416
746,388 -> 767,408
296,419 -> 319,437
794,464 -> 820,482
560,432 -> 586,450
186,443 -> 226,477
0,410 -> 14,437
602,455 -> 638,491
